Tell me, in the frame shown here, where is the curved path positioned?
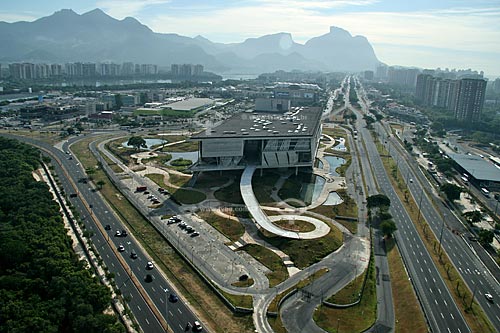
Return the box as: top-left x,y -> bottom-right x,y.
240,165 -> 330,239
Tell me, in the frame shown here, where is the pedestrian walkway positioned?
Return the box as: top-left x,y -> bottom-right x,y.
240,165 -> 330,239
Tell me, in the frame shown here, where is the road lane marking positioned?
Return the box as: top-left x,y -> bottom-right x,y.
177,308 -> 182,314
145,318 -> 150,325
440,313 -> 444,319
137,305 -> 141,311
450,313 -> 454,319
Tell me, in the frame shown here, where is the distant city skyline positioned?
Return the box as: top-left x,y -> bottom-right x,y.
1,0 -> 499,77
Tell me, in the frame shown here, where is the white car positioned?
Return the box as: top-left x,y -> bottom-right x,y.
118,245 -> 125,252
146,261 -> 154,270
193,321 -> 203,332
485,293 -> 494,302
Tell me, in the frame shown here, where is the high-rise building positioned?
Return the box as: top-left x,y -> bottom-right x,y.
493,78 -> 500,93
454,79 -> 487,123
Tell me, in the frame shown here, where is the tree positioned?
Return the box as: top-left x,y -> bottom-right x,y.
367,194 -> 391,209
127,136 -> 147,151
96,180 -> 105,190
380,220 -> 397,237
462,210 -> 482,224
478,229 -> 494,245
67,127 -> 75,135
85,167 -> 96,180
440,183 -> 462,201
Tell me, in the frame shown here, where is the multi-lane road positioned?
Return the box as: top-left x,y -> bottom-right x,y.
2,133 -> 201,333
351,79 -> 470,333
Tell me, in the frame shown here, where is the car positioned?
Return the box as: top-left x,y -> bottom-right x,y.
186,227 -> 194,234
115,230 -> 122,237
146,261 -> 154,270
179,222 -> 187,229
118,245 -> 125,252
147,195 -> 155,199
168,293 -> 178,303
144,274 -> 153,283
485,293 -> 494,302
69,193 -> 77,198
143,191 -> 150,195
158,187 -> 165,192
104,224 -> 111,230
130,251 -> 138,259
121,230 -> 128,237
192,321 -> 203,332
409,178 -> 413,183
190,231 -> 200,237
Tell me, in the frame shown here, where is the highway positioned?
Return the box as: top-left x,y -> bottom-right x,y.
3,133 -> 200,333
352,79 -> 470,333
379,123 -> 500,331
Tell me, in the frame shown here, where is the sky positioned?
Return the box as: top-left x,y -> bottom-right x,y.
1,0 -> 500,77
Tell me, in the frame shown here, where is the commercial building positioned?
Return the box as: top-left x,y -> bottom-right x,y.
448,153 -> 500,190
190,106 -> 322,171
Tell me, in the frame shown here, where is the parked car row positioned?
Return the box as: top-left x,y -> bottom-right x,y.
178,221 -> 200,237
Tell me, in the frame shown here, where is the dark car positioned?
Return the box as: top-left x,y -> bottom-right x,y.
144,274 -> 153,283
121,230 -> 128,237
69,193 -> 78,198
104,224 -> 111,230
168,293 -> 178,303
130,251 -> 138,259
190,231 -> 200,237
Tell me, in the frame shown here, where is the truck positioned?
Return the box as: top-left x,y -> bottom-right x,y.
135,186 -> 147,192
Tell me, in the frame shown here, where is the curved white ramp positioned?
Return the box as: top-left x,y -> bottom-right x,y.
240,165 -> 330,239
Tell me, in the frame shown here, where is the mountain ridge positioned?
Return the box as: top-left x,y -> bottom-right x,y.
0,8 -> 381,73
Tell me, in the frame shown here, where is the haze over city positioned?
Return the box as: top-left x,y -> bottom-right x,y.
1,0 -> 499,76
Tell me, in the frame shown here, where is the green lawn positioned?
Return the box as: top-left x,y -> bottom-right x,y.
214,180 -> 244,204
198,211 -> 245,242
314,253 -> 377,333
258,227 -> 343,269
239,244 -> 288,287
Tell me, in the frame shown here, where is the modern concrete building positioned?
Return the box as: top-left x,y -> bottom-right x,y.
272,82 -> 321,106
190,106 -> 322,171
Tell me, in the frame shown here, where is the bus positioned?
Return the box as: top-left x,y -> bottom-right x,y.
481,187 -> 490,197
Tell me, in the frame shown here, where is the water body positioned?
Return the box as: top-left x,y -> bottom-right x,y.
323,192 -> 344,206
122,138 -> 167,150
166,151 -> 199,165
301,175 -> 326,204
324,155 -> 346,177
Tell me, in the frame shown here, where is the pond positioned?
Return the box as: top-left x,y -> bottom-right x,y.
322,192 -> 344,206
166,151 -> 199,165
324,155 -> 346,177
301,175 -> 326,204
122,138 -> 167,150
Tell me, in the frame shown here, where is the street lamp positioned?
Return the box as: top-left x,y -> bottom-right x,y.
438,214 -> 446,255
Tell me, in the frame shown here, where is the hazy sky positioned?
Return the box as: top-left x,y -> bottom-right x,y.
1,0 -> 500,76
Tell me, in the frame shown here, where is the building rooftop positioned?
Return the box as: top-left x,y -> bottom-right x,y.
448,153 -> 500,182
192,107 -> 322,139
166,97 -> 214,111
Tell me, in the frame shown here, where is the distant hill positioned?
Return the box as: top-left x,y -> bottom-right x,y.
0,9 -> 382,74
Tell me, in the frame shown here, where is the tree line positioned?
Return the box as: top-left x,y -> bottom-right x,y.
0,137 -> 123,332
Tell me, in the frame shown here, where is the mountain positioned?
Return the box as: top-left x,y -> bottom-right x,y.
0,9 -> 381,74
